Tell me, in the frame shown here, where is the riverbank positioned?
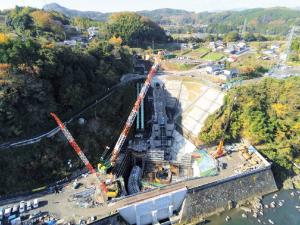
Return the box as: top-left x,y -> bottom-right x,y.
206,189 -> 300,225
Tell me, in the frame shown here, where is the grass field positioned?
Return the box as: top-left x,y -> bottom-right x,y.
161,61 -> 195,71
201,52 -> 225,61
230,53 -> 276,70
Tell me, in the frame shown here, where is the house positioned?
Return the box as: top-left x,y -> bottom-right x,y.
262,49 -> 275,55
219,69 -> 239,80
237,42 -> 246,49
216,45 -> 225,51
224,42 -> 249,55
224,47 -> 236,54
209,40 -> 224,52
223,69 -> 238,78
63,40 -> 77,46
188,42 -> 198,49
87,27 -> 99,39
209,42 -> 216,49
227,55 -> 238,62
270,43 -> 280,50
206,65 -> 222,74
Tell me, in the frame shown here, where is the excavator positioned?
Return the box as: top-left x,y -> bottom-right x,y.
211,96 -> 237,158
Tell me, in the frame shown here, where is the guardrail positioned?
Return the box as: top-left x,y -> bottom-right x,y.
110,163 -> 272,204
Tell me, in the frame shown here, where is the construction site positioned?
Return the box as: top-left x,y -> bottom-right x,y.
0,59 -> 277,225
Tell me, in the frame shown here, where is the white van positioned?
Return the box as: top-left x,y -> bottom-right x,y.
4,208 -> 11,217
12,205 -> 18,215
26,201 -> 31,211
19,202 -> 25,213
33,199 -> 39,208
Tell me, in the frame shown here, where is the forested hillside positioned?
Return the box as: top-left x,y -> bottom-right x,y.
0,36 -> 135,195
43,4 -> 300,35
0,5 -> 171,194
199,77 -> 300,182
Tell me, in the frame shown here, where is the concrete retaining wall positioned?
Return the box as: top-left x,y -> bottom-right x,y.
89,214 -> 125,225
181,166 -> 277,222
92,166 -> 277,225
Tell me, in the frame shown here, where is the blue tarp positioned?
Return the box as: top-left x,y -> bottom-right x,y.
192,149 -> 218,177
45,220 -> 56,225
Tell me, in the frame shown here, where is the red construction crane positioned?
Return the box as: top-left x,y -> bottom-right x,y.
110,62 -> 160,166
50,113 -> 108,195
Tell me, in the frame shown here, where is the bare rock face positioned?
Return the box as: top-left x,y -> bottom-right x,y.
292,175 -> 300,189
283,175 -> 300,190
283,178 -> 294,190
227,200 -> 234,210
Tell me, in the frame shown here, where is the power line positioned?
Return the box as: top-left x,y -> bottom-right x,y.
0,75 -> 146,150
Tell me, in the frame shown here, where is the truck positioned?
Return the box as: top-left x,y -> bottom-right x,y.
33,199 -> 39,208
19,201 -> 25,213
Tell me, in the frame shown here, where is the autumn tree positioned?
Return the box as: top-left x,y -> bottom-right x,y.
109,36 -> 122,46
106,12 -> 167,45
0,33 -> 9,44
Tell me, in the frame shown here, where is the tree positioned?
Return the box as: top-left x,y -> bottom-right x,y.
5,6 -> 34,34
30,10 -> 53,31
225,31 -> 240,42
242,32 -> 256,42
109,36 -> 122,46
0,33 -> 9,44
198,77 -> 300,181
106,12 -> 167,45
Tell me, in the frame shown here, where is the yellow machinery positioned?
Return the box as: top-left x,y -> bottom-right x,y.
211,97 -> 237,158
154,166 -> 172,184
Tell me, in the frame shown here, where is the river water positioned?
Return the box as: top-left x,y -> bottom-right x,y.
206,190 -> 300,225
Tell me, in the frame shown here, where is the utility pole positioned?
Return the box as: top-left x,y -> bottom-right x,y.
242,18 -> 247,35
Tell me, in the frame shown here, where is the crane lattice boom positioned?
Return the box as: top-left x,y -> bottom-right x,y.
110,63 -> 159,165
50,113 -> 108,194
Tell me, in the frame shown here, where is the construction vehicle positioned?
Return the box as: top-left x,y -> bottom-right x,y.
211,96 -> 237,158
154,166 -> 172,184
51,113 -> 126,201
51,113 -> 111,203
97,146 -> 112,174
50,53 -> 161,201
110,56 -> 161,166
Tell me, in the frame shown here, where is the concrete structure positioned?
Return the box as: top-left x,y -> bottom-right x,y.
0,72 -> 278,225
181,165 -> 277,223
89,151 -> 277,225
119,188 -> 187,225
150,82 -> 174,150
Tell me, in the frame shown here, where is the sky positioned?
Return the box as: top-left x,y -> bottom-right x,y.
1,0 -> 300,12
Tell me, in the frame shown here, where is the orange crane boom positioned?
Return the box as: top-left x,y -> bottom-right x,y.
211,96 -> 237,158
110,63 -> 159,166
50,113 -> 108,194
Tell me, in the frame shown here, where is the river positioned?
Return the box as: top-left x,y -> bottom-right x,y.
206,190 -> 300,225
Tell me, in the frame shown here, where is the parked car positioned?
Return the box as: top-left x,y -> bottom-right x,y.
8,214 -> 16,223
33,199 -> 39,209
0,207 -> 3,220
12,205 -> 18,215
26,201 -> 31,211
4,208 -> 11,217
19,202 -> 25,213
10,217 -> 21,225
